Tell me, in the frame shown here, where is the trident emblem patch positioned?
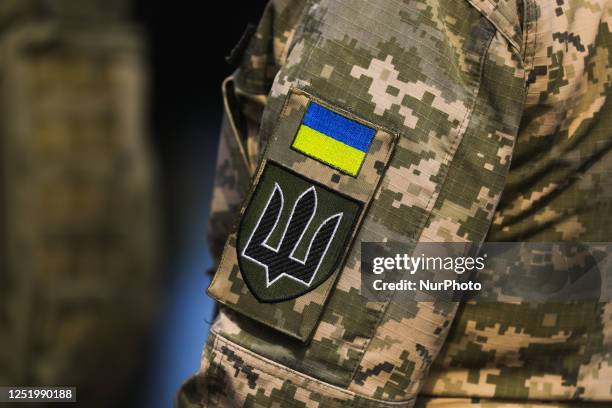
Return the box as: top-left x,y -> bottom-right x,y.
237,162 -> 361,302
242,183 -> 343,287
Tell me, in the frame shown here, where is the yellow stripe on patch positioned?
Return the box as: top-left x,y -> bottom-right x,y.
292,125 -> 366,176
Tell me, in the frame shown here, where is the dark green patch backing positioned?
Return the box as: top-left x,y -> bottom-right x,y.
237,162 -> 362,302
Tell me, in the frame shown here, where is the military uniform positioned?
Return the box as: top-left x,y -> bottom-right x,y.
178,0 -> 612,406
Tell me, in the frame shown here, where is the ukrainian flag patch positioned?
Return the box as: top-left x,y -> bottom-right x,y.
291,102 -> 375,177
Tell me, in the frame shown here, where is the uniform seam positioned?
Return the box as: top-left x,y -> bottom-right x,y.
356,19 -> 495,397
211,331 -> 414,407
527,0 -> 537,79
515,0 -> 537,129
522,0 -> 532,64
407,20 -> 497,242
466,0 -> 522,54
416,21 -> 496,244
222,75 -> 252,173
408,29 -> 495,397
346,17 -> 497,399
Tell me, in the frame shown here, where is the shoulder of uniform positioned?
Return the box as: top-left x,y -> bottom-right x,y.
467,0 -> 524,54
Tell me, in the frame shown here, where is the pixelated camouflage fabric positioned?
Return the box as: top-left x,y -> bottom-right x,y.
420,0 -> 612,404
176,0 -> 544,406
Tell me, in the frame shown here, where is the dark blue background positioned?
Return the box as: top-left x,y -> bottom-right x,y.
131,2 -> 267,406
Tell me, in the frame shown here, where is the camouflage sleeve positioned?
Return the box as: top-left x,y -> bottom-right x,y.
419,0 -> 612,405
180,0 -> 529,407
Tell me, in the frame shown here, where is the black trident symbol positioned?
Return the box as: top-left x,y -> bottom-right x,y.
241,183 -> 343,287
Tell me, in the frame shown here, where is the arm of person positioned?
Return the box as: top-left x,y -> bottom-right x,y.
179,0 -> 527,406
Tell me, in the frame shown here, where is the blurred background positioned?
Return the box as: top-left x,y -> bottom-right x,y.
0,0 -> 266,407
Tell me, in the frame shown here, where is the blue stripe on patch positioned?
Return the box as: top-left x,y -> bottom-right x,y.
302,102 -> 375,152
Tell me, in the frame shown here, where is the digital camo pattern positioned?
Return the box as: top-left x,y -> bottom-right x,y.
351,14 -> 525,405
176,0 -> 543,406
414,398 -> 599,408
0,8 -> 159,408
180,0 -> 612,407
420,0 -> 612,405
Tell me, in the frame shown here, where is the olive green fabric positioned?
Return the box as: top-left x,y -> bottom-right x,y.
179,0 -> 612,406
237,162 -> 361,302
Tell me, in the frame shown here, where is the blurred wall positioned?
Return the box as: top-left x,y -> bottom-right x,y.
0,1 -> 158,407
0,1 -> 267,407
